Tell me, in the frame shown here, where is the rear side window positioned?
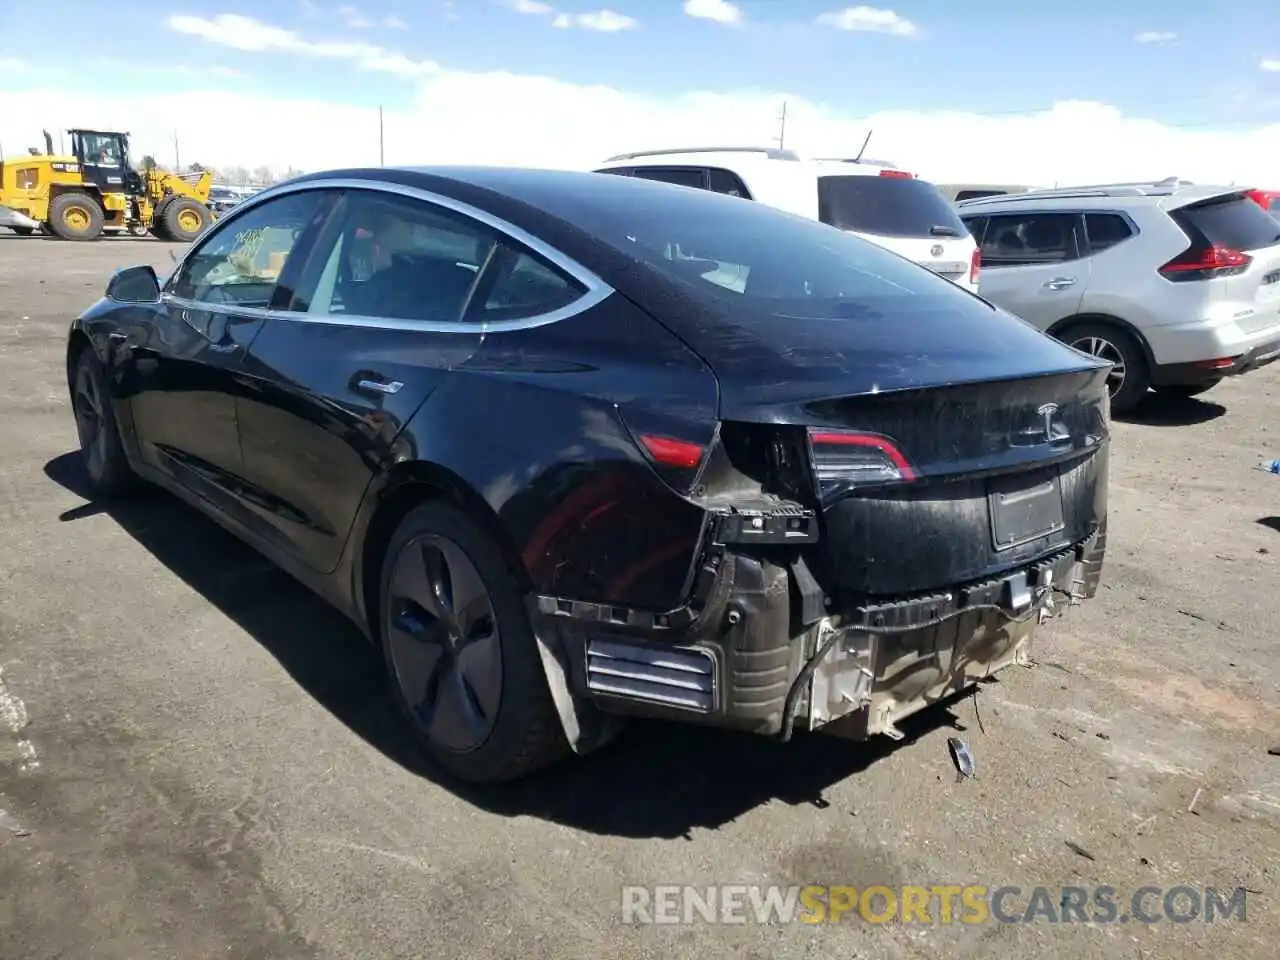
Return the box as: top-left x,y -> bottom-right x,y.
1084,213 -> 1134,253
961,216 -> 987,243
817,175 -> 969,238
708,167 -> 751,198
1173,196 -> 1280,252
980,213 -> 1080,266
630,167 -> 707,190
956,189 -> 1006,201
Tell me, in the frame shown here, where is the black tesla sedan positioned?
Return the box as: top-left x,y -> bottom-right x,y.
67,165 -> 1110,783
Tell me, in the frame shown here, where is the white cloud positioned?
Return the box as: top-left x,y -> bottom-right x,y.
338,5 -> 374,28
684,0 -> 741,25
1134,31 -> 1177,44
384,15 -> 408,28
509,0 -> 554,13
816,6 -> 918,36
552,9 -> 637,31
1262,59 -> 1280,72
167,14 -> 439,76
0,56 -> 24,71
7,15 -> 1277,191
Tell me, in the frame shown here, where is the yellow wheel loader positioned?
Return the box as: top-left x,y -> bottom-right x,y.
0,129 -> 214,242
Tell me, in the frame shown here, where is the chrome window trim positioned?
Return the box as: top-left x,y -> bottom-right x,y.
165,175 -> 616,334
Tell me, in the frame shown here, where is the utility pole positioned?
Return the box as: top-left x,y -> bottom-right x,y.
774,100 -> 788,150
378,106 -> 385,167
173,130 -> 181,171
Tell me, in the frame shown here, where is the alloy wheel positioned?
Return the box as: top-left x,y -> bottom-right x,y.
73,363 -> 105,479
386,534 -> 504,754
1070,335 -> 1126,396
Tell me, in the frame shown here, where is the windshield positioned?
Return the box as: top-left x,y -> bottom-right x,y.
817,174 -> 969,238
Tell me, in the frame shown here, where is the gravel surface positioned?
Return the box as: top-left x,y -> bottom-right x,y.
1,235 -> 1277,959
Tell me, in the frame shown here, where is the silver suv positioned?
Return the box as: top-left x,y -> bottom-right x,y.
958,181 -> 1280,413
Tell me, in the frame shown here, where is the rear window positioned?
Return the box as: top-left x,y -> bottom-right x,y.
817,175 -> 969,238
545,177 -> 978,308
1173,196 -> 1280,252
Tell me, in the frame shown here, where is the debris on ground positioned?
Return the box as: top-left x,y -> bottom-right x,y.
1188,788 -> 1203,815
947,737 -> 976,781
1257,459 -> 1280,475
1065,841 -> 1097,862
0,808 -> 31,838
1268,745 -> 1280,757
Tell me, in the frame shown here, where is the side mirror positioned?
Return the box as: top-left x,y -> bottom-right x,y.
106,265 -> 161,303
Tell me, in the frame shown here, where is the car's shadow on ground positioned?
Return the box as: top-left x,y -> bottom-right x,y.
45,451 -> 971,839
1257,517 -> 1280,534
1115,392 -> 1226,427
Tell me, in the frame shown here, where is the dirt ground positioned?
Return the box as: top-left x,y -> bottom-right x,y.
0,234 -> 1277,960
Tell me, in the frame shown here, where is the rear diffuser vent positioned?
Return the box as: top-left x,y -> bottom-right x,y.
585,639 -> 715,713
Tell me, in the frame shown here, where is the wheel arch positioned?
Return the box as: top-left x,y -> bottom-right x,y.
49,183 -> 104,208
1046,312 -> 1156,370
354,459 -> 530,642
65,327 -> 96,390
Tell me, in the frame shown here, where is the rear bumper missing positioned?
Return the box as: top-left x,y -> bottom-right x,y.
530,522 -> 1106,748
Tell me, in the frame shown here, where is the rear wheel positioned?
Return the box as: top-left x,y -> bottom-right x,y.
1059,322 -> 1150,414
379,501 -> 568,784
49,193 -> 104,241
71,350 -> 139,496
162,197 -> 211,243
1154,380 -> 1220,400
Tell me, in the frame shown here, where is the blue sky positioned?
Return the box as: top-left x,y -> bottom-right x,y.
5,0 -> 1280,126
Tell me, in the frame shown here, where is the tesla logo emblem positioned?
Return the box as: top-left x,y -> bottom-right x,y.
930,244 -> 944,257
1038,402 -> 1061,439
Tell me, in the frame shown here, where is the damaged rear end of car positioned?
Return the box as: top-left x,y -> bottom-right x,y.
524,176 -> 1111,751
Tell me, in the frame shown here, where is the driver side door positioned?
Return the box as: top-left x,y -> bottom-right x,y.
127,189 -> 337,518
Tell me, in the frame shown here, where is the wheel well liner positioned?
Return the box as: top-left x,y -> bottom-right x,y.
1047,312 -> 1156,369
356,461 -> 530,641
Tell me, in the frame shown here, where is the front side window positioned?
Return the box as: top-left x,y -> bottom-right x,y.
980,213 -> 1080,267
168,190 -> 334,307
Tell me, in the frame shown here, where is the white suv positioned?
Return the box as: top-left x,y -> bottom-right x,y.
593,147 -> 980,293
957,182 -> 1280,413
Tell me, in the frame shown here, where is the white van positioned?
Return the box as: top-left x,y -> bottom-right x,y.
593,147 -> 981,293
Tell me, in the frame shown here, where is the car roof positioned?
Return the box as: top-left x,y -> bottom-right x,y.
956,181 -> 1249,214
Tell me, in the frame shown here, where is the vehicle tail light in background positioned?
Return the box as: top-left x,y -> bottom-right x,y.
878,169 -> 915,180
1157,245 -> 1251,282
1244,189 -> 1279,210
969,247 -> 981,285
806,428 -> 916,485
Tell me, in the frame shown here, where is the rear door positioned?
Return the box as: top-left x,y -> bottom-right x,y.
234,185 -> 593,574
815,172 -> 978,288
966,211 -> 1089,330
129,188 -> 335,515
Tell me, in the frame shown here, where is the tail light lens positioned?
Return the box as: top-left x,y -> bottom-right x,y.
878,169 -> 915,179
1158,245 -> 1251,282
969,247 -> 981,286
1244,189 -> 1278,210
806,428 -> 916,486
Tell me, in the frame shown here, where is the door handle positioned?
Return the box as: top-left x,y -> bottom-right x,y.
1042,277 -> 1077,290
355,377 -> 403,395
108,332 -> 127,343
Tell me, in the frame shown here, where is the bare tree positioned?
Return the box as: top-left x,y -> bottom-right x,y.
253,165 -> 276,186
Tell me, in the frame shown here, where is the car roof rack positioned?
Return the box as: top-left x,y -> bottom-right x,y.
603,146 -> 801,162
957,177 -> 1196,205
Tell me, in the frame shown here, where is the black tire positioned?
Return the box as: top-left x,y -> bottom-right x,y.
71,349 -> 139,496
1154,380 -> 1220,400
10,226 -> 34,236
48,193 -> 104,241
379,500 -> 568,784
162,197 -> 212,243
1059,321 -> 1150,414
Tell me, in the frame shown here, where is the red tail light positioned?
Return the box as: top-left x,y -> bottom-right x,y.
1245,189 -> 1279,210
969,247 -> 981,286
878,169 -> 914,179
807,428 -> 916,484
639,434 -> 706,469
1158,245 -> 1251,282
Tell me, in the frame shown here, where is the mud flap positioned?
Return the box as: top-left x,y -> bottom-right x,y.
528,609 -> 624,756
